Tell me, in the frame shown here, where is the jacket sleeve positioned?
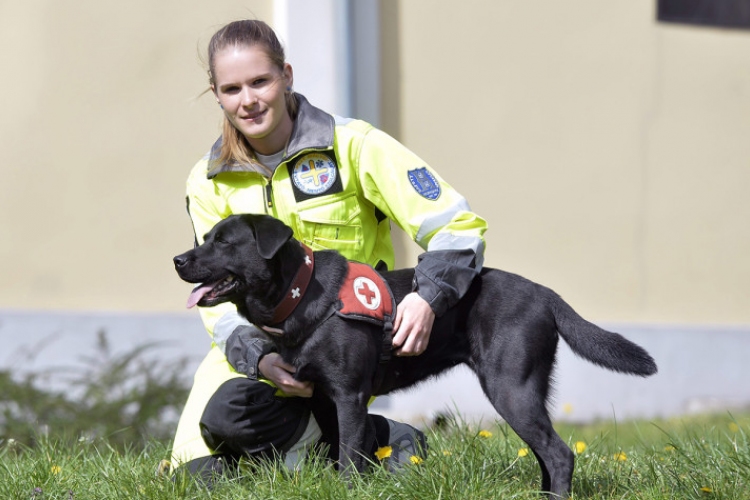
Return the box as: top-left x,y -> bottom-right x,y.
185,159 -> 277,374
225,325 -> 277,379
355,127 -> 487,316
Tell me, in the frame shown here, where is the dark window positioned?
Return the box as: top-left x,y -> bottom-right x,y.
658,0 -> 750,29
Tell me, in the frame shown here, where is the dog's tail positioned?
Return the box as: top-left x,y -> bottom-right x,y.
551,295 -> 657,377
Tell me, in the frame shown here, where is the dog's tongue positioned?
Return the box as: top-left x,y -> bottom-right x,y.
186,283 -> 213,309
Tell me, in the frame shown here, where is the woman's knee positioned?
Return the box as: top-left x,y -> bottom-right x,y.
199,378 -> 310,457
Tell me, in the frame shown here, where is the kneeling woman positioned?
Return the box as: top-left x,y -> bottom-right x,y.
170,19 -> 488,480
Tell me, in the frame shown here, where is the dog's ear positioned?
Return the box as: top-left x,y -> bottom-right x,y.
244,214 -> 294,259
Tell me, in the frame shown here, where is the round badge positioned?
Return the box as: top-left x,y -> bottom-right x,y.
353,277 -> 381,310
292,153 -> 337,195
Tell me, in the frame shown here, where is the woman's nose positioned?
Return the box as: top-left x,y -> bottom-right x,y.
240,88 -> 257,106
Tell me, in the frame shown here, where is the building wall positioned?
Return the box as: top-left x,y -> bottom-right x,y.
0,0 -> 273,313
2,0 -> 748,329
382,0 -> 750,326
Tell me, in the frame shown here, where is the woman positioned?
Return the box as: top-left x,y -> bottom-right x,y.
171,19 -> 487,480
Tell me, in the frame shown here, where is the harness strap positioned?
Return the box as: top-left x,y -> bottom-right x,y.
334,261 -> 396,392
373,317 -> 394,392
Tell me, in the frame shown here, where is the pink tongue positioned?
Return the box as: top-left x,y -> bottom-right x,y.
187,283 -> 214,309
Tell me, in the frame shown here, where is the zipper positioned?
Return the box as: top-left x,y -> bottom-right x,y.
265,183 -> 273,210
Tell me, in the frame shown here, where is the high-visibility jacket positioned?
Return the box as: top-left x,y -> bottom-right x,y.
171,94 -> 487,467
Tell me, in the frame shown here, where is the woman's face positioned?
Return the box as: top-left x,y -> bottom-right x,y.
212,45 -> 293,155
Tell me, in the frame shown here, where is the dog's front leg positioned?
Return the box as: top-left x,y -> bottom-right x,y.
334,392 -> 371,479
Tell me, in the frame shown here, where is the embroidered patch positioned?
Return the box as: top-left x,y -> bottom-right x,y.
291,153 -> 338,196
407,167 -> 441,200
353,277 -> 382,311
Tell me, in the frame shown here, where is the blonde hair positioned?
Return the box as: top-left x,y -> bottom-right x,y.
207,20 -> 298,173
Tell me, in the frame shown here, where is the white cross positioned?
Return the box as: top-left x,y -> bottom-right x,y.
291,287 -> 301,299
304,255 -> 312,266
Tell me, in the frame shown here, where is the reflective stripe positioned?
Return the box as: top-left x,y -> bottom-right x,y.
334,115 -> 354,126
213,312 -> 252,353
414,197 -> 472,247
427,233 -> 486,270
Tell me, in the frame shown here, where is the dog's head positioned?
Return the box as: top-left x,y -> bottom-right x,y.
173,214 -> 295,311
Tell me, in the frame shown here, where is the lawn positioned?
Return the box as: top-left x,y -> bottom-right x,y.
1,411 -> 747,499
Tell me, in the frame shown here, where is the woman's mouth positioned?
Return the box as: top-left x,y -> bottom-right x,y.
242,109 -> 267,122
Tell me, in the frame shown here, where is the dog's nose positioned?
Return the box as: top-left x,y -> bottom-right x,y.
173,255 -> 188,268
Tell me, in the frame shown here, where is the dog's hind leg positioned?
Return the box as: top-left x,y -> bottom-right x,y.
475,363 -> 574,499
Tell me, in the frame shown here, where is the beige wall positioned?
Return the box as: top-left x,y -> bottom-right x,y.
383,0 -> 750,325
0,0 -> 273,312
2,1 -> 748,326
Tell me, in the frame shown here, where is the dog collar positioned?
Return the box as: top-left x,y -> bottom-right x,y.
267,242 -> 314,327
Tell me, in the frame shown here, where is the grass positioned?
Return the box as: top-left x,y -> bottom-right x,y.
0,412 -> 747,499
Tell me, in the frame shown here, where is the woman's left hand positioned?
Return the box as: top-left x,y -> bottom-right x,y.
392,292 -> 435,356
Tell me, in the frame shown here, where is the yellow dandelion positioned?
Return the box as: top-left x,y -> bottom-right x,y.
562,403 -> 574,415
517,448 -> 529,457
156,459 -> 172,477
700,487 -> 713,493
410,455 -> 423,465
374,446 -> 392,460
478,430 -> 493,438
613,452 -> 627,462
442,450 -> 452,456
574,441 -> 587,454
50,465 -> 61,475
728,422 -> 739,433
664,445 -> 676,452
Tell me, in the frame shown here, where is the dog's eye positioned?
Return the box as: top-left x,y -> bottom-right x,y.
214,235 -> 230,245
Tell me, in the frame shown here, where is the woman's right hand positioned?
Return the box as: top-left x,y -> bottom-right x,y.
258,352 -> 314,397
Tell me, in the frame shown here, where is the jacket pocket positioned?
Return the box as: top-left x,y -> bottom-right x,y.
296,194 -> 363,255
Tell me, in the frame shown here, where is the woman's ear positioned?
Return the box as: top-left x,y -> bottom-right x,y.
283,63 -> 294,90
211,85 -> 223,108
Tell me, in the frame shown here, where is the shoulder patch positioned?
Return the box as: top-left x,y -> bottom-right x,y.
407,167 -> 441,200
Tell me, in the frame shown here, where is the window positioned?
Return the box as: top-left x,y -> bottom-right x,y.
657,0 -> 750,29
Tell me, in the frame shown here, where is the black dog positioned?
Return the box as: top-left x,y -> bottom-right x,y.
174,214 -> 657,498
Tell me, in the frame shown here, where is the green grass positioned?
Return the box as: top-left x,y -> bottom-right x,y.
1,412 -> 748,499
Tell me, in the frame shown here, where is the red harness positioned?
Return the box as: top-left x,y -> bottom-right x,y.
336,262 -> 395,325
335,262 -> 396,386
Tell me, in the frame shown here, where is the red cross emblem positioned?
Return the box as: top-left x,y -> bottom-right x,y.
353,277 -> 381,310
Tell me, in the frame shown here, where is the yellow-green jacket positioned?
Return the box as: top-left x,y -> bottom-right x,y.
171,95 -> 487,467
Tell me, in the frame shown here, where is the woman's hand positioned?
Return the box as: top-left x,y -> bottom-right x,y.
392,292 -> 435,356
258,352 -> 314,397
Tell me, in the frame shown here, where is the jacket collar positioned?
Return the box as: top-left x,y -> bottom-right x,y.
206,94 -> 334,179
